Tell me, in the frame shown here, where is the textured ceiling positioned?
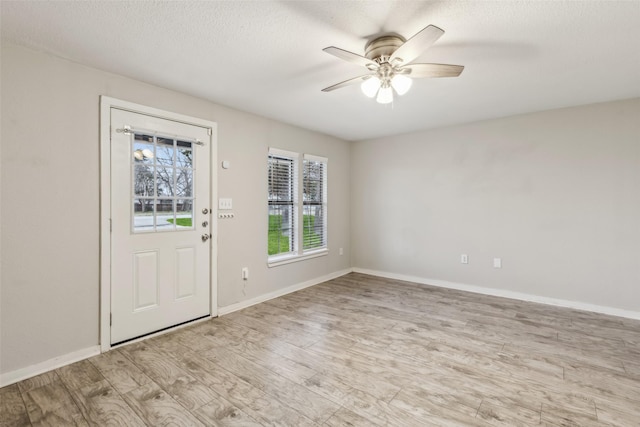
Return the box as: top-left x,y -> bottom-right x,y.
2,1 -> 639,141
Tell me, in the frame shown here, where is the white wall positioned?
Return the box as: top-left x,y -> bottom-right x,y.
351,98 -> 640,313
0,42 -> 351,377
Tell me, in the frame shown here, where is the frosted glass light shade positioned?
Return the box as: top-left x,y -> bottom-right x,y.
361,77 -> 381,98
391,74 -> 412,95
376,86 -> 393,104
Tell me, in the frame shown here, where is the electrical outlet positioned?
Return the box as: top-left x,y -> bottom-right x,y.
339,248 -> 344,255
461,254 -> 468,264
242,267 -> 249,280
493,258 -> 502,268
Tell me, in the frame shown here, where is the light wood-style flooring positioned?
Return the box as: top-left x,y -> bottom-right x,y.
2,272 -> 639,426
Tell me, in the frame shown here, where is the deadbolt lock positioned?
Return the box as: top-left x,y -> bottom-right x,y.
202,221 -> 209,227
202,208 -> 209,215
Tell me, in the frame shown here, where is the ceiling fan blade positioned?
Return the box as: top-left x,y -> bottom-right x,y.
402,63 -> 464,78
323,47 -> 378,69
321,75 -> 373,92
390,25 -> 445,65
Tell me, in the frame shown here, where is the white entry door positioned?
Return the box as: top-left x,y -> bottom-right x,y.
110,108 -> 212,344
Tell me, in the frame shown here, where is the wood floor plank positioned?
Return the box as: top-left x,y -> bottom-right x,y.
16,371 -> 59,394
194,396 -> 264,427
185,320 -> 320,384
323,406 -> 385,427
214,319 -> 402,402
540,403 -> 599,426
595,401 -> 640,426
0,384 -> 30,427
69,379 -> 146,426
389,319 -> 504,353
22,378 -> 88,426
197,344 -> 340,424
622,359 -> 640,377
341,388 -> 442,427
56,359 -> 104,391
2,272 -> 639,426
122,382 -> 205,426
394,381 -> 483,419
389,387 -> 486,426
119,342 -> 219,411
476,399 -> 541,426
222,309 -> 320,348
147,339 -> 318,427
89,349 -> 152,394
501,340 -> 626,374
301,372 -> 354,404
563,362 -> 640,402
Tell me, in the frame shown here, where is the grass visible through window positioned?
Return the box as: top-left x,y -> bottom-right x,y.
269,215 -> 290,255
167,218 -> 192,227
269,215 -> 322,255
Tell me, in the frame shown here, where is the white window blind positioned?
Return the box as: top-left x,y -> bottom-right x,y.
268,149 -> 298,257
303,154 -> 327,251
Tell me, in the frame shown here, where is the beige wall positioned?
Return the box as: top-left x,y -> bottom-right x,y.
0,42 -> 351,375
2,40 -> 638,380
351,98 -> 640,312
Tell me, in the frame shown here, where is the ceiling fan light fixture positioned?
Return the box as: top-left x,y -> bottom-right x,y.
391,74 -> 412,96
134,148 -> 154,160
322,24 -> 463,105
361,76 -> 381,98
376,85 -> 393,104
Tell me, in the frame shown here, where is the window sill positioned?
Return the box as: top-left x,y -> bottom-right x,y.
267,249 -> 328,268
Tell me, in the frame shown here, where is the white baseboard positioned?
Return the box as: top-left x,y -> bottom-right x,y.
353,268 -> 640,321
1,269 -> 354,387
218,268 -> 353,316
4,267 -> 634,387
0,345 -> 101,387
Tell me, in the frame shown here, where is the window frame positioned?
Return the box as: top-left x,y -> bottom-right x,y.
267,148 -> 328,267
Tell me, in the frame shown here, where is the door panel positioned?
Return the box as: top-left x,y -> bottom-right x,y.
110,108 -> 211,344
175,247 -> 196,299
133,251 -> 159,311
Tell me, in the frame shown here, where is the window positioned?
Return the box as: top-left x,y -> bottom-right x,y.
132,132 -> 194,232
268,149 -> 298,256
303,155 -> 327,250
268,148 -> 327,266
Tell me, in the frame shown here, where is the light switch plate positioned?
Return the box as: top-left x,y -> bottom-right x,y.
218,198 -> 232,210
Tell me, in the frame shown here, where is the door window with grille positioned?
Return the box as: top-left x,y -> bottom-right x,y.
133,133 -> 195,232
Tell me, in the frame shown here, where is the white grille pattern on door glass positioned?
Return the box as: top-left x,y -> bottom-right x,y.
132,133 -> 195,232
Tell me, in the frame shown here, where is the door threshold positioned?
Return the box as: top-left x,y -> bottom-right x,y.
110,314 -> 212,348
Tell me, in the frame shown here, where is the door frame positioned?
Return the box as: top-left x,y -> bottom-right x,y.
99,96 -> 218,352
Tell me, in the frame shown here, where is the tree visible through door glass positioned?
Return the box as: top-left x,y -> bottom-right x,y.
132,133 -> 194,232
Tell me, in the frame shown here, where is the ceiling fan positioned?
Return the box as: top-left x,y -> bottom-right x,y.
321,25 -> 464,104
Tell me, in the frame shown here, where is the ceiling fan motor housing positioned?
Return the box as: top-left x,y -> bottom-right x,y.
365,35 -> 406,63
